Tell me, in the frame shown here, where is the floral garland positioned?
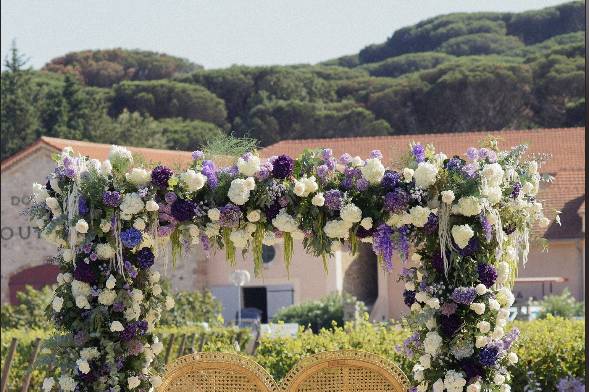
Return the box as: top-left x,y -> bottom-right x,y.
28,139 -> 554,391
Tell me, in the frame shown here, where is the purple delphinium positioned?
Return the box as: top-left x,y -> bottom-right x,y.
423,213 -> 439,235
120,228 -> 142,248
398,332 -> 420,359
479,148 -> 497,163
466,147 -> 478,160
171,199 -> 197,222
478,263 -> 498,287
339,153 -> 352,165
501,327 -> 520,350
460,359 -> 486,381
381,171 -> 401,191
192,150 -> 204,161
201,160 -> 218,189
511,182 -> 522,199
272,155 -> 294,179
480,214 -> 493,241
78,195 -> 89,215
462,163 -> 478,179
440,301 -> 458,316
372,224 -> 394,271
136,247 -> 155,269
451,287 -> 477,305
103,191 -> 122,207
112,302 -> 124,312
479,341 -> 503,366
557,377 -> 585,392
384,188 -> 410,213
324,190 -> 342,211
219,203 -> 242,228
151,165 -> 173,188
412,144 -> 425,163
440,314 -> 462,337
370,149 -> 383,159
397,225 -> 410,263
316,164 -> 329,179
321,148 -> 333,161
445,157 -> 463,171
403,290 -> 416,307
124,260 -> 138,279
73,260 -> 96,283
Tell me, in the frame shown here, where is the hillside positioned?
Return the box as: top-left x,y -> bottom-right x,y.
1,1 -> 585,160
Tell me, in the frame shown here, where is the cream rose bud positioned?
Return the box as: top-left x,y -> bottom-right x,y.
360,217 -> 373,230
208,208 -> 221,221
127,376 -> 141,389
414,162 -> 438,189
475,336 -> 489,348
150,376 -> 163,387
126,168 -> 151,185
475,284 -> 487,295
405,282 -> 415,291
105,275 -> 116,290
247,210 -> 261,223
403,168 -> 414,182
152,340 -> 164,355
477,321 -> 491,333
441,190 -> 455,204
470,302 -> 486,315
432,379 -> 444,392
133,218 -> 146,231
494,374 -> 506,385
42,377 -> 55,392
45,197 -> 60,210
508,352 -> 518,364
144,200 -> 159,212
492,327 -> 505,340
75,219 -> 89,234
52,296 -> 64,312
311,193 -> 325,207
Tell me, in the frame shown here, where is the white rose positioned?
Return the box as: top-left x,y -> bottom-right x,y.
247,210 -> 261,223
75,296 -> 91,309
500,385 -> 512,392
403,168 -> 414,182
52,296 -> 64,312
181,169 -> 207,192
131,289 -> 144,303
489,298 -> 501,311
415,291 -> 428,303
441,190 -> 455,204
470,302 -> 486,315
508,352 -> 518,364
409,206 -> 431,227
475,336 -> 489,348
360,158 -> 385,184
453,196 -> 482,217
106,275 -> 116,289
125,168 -> 151,186
228,178 -> 253,205
165,296 -> 175,310
62,249 -> 74,262
98,289 -> 117,306
272,209 -> 299,233
496,287 -> 515,307
149,271 -> 161,283
237,154 -> 261,176
127,376 -> 141,389
414,162 -> 438,188
360,217 -> 373,230
208,208 -> 221,221
312,193 -> 325,206
76,359 -> 90,374
133,218 -> 146,231
324,219 -> 352,239
451,224 -> 474,249
58,375 -> 76,391
405,282 -> 415,291
483,186 -> 502,205
99,219 -> 112,232
75,219 -> 89,234
475,284 -> 487,295
340,203 -> 362,223
426,297 -> 440,309
96,243 -> 115,260
145,200 -> 159,212
293,180 -> 306,197
150,376 -> 163,387
42,377 -> 55,392
492,327 -> 505,339
432,379 -> 444,392
110,320 -> 125,332
466,382 -> 481,392
419,354 -> 431,369
494,374 -> 506,384
477,321 -> 491,333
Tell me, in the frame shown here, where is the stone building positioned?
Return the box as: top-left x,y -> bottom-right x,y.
1,128 -> 584,323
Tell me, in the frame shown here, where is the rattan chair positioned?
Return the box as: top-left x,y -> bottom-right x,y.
160,350 -> 409,392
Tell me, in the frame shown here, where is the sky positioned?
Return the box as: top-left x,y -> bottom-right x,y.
1,0 -> 572,70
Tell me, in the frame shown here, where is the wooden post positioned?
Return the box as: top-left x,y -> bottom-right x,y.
187,333 -> 196,354
197,334 -> 207,352
1,338 -> 18,392
176,334 -> 187,359
21,338 -> 42,392
163,334 -> 175,364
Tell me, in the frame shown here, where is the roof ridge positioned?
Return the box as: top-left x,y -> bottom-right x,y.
40,136 -> 193,155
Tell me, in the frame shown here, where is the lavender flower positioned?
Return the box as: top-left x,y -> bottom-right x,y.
372,224 -> 394,271
151,165 -> 173,188
501,328 -> 520,350
441,302 -> 458,316
451,287 -> 477,305
339,153 -> 352,165
478,263 -> 498,287
370,149 -> 383,159
511,182 -> 521,199
324,190 -> 342,211
103,191 -> 122,207
557,377 -> 585,392
479,341 -> 503,366
381,171 -> 401,191
423,213 -> 439,235
170,199 -> 197,222
136,247 -> 155,269
192,150 -> 204,160
78,195 -> 89,215
164,192 -> 177,204
120,228 -> 142,248
356,178 -> 369,191
73,260 -> 97,283
462,163 -> 478,179
412,144 -> 425,163
219,204 -> 242,228
124,260 -> 138,279
201,160 -> 218,189
458,237 -> 480,257
256,162 -> 273,180
112,302 -> 125,312
272,155 -> 294,179
119,323 -> 137,342
384,188 -> 410,213
466,147 -> 478,160
480,214 -> 493,241
321,148 -> 333,161
316,164 -> 329,179
445,158 -> 463,171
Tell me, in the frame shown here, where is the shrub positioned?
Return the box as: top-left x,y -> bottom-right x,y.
159,285 -> 224,327
0,285 -> 54,330
535,288 -> 584,319
271,292 -> 367,333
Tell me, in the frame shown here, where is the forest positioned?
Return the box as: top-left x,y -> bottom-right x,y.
1,1 -> 584,160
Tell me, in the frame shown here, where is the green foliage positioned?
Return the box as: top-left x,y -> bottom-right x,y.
157,117 -> 225,151
43,48 -> 202,87
361,52 -> 454,78
0,285 -> 54,330
158,285 -> 224,327
437,33 -> 524,56
271,292 -> 367,333
535,288 -> 584,319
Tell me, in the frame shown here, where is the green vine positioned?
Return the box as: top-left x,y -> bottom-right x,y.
283,232 -> 293,277
223,228 -> 236,265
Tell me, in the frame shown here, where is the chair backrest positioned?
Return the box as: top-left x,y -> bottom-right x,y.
158,352 -> 278,392
280,350 -> 410,392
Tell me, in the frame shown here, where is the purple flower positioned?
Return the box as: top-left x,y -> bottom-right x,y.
460,359 -> 486,381
78,195 -> 89,216
73,260 -> 96,283
113,302 -> 125,312
384,188 -> 410,213
372,224 -> 394,271
222,165 -> 239,177
119,323 -> 137,342
135,320 -> 148,334
501,328 -> 520,350
256,162 -> 273,180
73,331 -> 89,346
151,165 -> 173,188
171,199 -> 197,222
325,157 -> 337,170
466,147 -> 478,160
341,177 -> 353,190
127,339 -> 144,356
219,203 -> 242,228
339,153 -> 352,165
356,178 -> 369,191
192,150 -> 205,160
479,341 -> 503,366
164,192 -> 177,204
457,237 -> 480,257
278,196 -> 289,207
201,160 -> 218,189
440,314 -> 462,337
136,247 -> 155,269
103,191 -> 122,207
462,163 -> 478,179
445,158 -> 463,171
441,301 -> 458,316
423,213 -> 439,235
138,187 -> 149,198
120,228 -> 142,248
478,148 -> 497,163
381,171 -> 401,191
316,164 -> 329,178
356,226 -> 374,239
403,290 -> 416,307
82,243 -> 93,254
321,148 -> 333,161
431,252 -> 445,274
451,287 -> 477,305
89,252 -> 98,261
272,155 -> 294,179
511,182 -> 521,199
264,202 -> 282,221
478,263 -> 498,287
557,377 -> 585,392
370,150 -> 383,159
412,144 -> 425,163
124,260 -> 138,278
324,190 -> 342,211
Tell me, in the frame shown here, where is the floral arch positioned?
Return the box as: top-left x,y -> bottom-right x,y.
29,139 -> 554,392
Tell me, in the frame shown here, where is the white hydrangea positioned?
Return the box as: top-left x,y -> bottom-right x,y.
508,352 -> 518,364
75,295 -> 91,309
293,176 -> 318,197
482,186 -> 502,205
324,219 -> 353,239
494,374 -> 506,385
165,296 -> 175,310
230,229 -> 252,248
488,298 -> 501,311
58,375 -> 77,392
120,193 -> 145,215
131,289 -> 144,303
52,296 -> 63,312
386,212 -> 412,228
237,154 -> 261,176
496,261 -> 511,284
496,287 -> 515,307
340,203 -> 362,223
98,289 -> 117,306
95,243 -> 115,260
351,156 -> 364,167
228,177 -> 255,205
42,377 -> 55,392
475,335 -> 489,348
441,190 -> 455,204
423,331 -> 443,356
432,379 -> 444,392
477,321 -> 491,333
127,376 -> 141,389
125,303 -> 141,321
409,206 -> 431,227
451,224 -> 474,249
75,219 -> 89,234
133,218 -> 146,231
125,168 -> 151,185
482,163 -> 505,187
360,158 -> 385,184
444,370 -> 467,392
71,280 -> 91,297
414,162 -> 438,189
180,169 -> 207,192
403,168 -> 414,183
145,199 -> 159,212
475,284 -> 487,295
108,145 -> 133,165
312,193 -> 325,206
208,208 -> 221,221
32,183 -> 50,202
149,271 -> 160,284
453,196 -> 482,216
272,209 -> 299,233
